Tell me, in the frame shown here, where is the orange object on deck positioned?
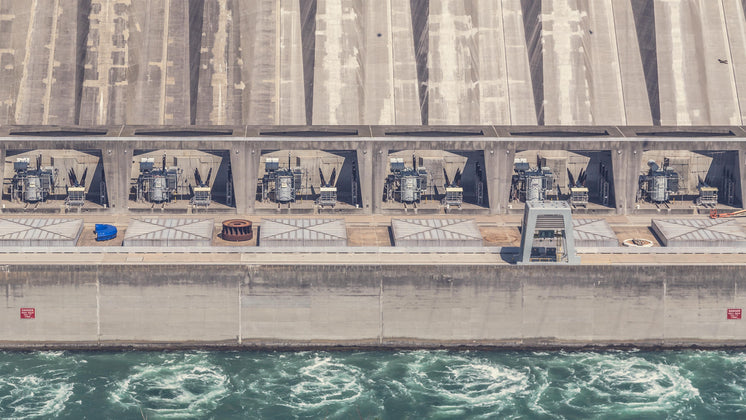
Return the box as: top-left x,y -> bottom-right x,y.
710,209 -> 746,219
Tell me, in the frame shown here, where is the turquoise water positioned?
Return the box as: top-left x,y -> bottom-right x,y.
0,349 -> 744,419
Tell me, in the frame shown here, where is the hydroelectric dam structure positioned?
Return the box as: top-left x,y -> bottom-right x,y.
1,0 -> 746,349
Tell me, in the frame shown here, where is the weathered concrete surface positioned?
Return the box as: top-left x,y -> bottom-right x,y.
2,264 -> 746,348
655,0 -> 742,125
13,0 -> 85,125
2,0 -> 746,125
98,265 -> 240,342
1,265 -> 98,342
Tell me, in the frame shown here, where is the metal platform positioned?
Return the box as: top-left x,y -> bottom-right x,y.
259,218 -> 347,247
652,218 -> 746,247
0,218 -> 83,246
391,218 -> 482,247
123,218 -> 214,247
573,219 -> 618,247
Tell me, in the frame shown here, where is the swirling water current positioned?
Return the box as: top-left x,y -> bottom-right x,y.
0,349 -> 744,419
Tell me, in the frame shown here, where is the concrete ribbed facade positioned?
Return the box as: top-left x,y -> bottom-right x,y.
1,0 -> 746,126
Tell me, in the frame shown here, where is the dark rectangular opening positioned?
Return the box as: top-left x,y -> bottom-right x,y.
9,128 -> 108,136
134,128 -> 234,136
259,128 -> 359,137
509,129 -> 609,137
385,128 -> 484,137
634,129 -> 734,137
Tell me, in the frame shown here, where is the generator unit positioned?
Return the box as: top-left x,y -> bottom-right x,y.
316,167 -> 337,207
261,155 -> 304,204
65,167 -> 88,207
136,154 -> 181,203
442,167 -> 463,208
190,168 -> 212,208
567,168 -> 589,207
384,156 -> 428,204
696,176 -> 718,206
11,156 -> 56,203
510,158 -> 555,203
639,159 -> 679,203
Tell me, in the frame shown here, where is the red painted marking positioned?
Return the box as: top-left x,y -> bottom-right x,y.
727,308 -> 742,320
20,308 -> 35,319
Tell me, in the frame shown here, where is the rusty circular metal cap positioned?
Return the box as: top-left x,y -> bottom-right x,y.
221,219 -> 253,241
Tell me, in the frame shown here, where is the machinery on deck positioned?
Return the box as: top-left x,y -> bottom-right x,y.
442,168 -> 463,208
221,219 -> 253,241
190,168 -> 212,208
316,167 -> 337,207
566,168 -> 588,207
261,154 -> 304,204
65,167 -> 88,207
638,159 -> 679,203
136,154 -> 181,203
11,155 -> 56,203
510,158 -> 555,203
384,156 -> 428,204
94,224 -> 117,241
709,208 -> 746,218
696,176 -> 719,207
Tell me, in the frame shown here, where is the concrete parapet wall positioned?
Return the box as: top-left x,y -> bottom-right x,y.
2,263 -> 745,348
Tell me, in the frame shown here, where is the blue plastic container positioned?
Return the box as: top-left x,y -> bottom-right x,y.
94,224 -> 117,241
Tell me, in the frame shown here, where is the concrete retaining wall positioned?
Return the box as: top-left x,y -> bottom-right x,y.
1,264 -> 745,348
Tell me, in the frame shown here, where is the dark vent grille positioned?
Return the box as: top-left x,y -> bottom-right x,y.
260,129 -> 358,137
134,128 -> 234,136
510,130 -> 609,137
10,128 -> 108,136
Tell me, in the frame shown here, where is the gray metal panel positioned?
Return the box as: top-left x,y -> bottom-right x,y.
0,218 -> 83,247
573,219 -> 618,248
259,218 -> 347,247
123,218 -> 214,247
652,218 -> 746,248
519,201 -> 579,264
391,218 -> 482,247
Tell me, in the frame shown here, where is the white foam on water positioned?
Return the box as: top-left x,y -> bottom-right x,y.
402,351 -> 529,416
285,355 -> 364,410
0,373 -> 73,419
109,353 -> 229,419
527,352 -> 700,417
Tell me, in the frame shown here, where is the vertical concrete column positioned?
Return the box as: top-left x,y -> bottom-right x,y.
371,145 -> 389,214
484,144 -> 511,215
611,143 -> 637,215
0,2 -> 31,125
128,0 -> 191,125
502,0 -> 539,124
14,0 -> 83,124
427,0 -> 479,124
722,0 -> 746,124
356,144 -> 373,214
312,0 -> 363,124
102,143 -> 133,214
0,147 -> 5,213
196,0 -> 243,125
611,0 -> 654,125
80,0 -> 131,125
655,0 -> 741,125
229,142 -> 257,214
738,146 -> 746,207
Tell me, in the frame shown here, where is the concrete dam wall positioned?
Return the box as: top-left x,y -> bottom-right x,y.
2,0 -> 746,126
2,263 -> 745,348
